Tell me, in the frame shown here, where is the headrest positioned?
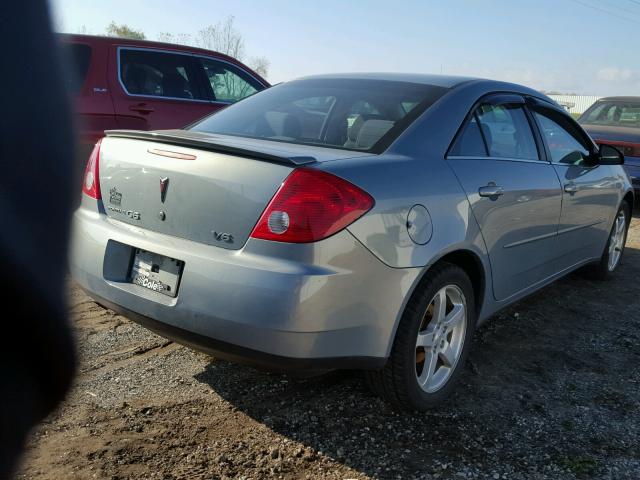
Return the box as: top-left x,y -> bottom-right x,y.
356,119 -> 395,149
348,115 -> 366,142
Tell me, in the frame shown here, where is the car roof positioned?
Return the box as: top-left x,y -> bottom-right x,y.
289,73 -> 553,104
294,72 -> 479,89
596,96 -> 640,102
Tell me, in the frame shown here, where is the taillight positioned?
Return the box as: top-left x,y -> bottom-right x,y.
250,168 -> 374,243
82,139 -> 103,199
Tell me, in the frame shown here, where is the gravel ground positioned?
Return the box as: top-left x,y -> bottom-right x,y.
18,216 -> 640,480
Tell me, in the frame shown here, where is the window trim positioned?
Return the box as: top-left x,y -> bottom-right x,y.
446,91 -> 548,163
117,46 -> 266,104
528,97 -> 599,167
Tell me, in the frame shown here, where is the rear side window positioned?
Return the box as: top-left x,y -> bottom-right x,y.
476,104 -> 539,160
119,49 -> 204,100
449,114 -> 487,157
61,43 -> 92,93
198,57 -> 261,102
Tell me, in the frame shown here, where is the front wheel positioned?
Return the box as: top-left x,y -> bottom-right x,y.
366,263 -> 476,411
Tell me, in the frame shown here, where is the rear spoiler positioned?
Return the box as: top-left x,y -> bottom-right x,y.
104,130 -> 317,166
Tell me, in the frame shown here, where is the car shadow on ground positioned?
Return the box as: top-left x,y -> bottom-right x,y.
194,245 -> 640,478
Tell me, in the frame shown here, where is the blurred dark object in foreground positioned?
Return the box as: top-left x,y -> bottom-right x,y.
0,2 -> 77,478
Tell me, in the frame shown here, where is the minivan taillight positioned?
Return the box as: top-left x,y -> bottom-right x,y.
250,168 -> 374,243
82,139 -> 102,199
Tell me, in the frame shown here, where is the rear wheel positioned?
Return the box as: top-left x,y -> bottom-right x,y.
366,263 -> 476,410
584,202 -> 630,280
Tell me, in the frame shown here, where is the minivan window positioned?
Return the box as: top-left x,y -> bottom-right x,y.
579,100 -> 640,128
534,110 -> 591,165
476,104 -> 539,160
198,57 -> 261,102
62,43 -> 92,93
119,49 -> 204,100
449,114 -> 487,157
190,79 -> 449,153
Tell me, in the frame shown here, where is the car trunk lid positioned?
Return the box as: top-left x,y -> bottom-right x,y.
98,130 -> 321,250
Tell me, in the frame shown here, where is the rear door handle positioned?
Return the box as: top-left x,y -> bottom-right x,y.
564,183 -> 578,194
129,104 -> 154,114
478,185 -> 504,198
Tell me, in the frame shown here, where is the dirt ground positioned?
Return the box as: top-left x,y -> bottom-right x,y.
18,216 -> 640,480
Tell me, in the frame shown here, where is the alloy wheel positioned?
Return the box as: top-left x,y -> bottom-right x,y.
608,210 -> 626,271
415,285 -> 467,393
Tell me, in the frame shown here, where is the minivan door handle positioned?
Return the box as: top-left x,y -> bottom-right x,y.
478,184 -> 504,198
129,104 -> 154,114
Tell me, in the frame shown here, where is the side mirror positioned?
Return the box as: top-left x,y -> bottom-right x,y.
599,144 -> 624,165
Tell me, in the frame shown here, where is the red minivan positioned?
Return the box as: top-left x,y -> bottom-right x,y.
58,34 -> 269,157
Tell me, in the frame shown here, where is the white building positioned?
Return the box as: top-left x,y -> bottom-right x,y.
547,95 -> 601,115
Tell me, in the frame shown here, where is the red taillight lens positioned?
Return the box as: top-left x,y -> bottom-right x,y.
250,168 -> 374,243
82,139 -> 103,199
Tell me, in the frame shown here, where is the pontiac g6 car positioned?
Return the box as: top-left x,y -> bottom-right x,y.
71,74 -> 633,410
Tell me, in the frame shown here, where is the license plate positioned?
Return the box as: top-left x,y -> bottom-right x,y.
129,249 -> 184,297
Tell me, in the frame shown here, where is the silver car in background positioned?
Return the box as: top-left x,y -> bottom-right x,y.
71,74 -> 633,410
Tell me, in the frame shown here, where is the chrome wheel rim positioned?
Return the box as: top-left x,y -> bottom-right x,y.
608,210 -> 626,271
415,285 -> 467,393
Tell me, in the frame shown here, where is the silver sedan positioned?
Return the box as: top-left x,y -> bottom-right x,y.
71,73 -> 633,410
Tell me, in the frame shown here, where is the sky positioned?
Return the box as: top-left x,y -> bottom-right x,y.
49,0 -> 640,96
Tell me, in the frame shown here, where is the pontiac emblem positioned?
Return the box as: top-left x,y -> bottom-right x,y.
159,177 -> 169,203
109,187 -> 122,206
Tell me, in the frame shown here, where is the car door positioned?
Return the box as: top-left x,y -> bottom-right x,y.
61,40 -> 116,158
110,47 -> 215,130
530,101 -> 620,268
447,94 -> 563,301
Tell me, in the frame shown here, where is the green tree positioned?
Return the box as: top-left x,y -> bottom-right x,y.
105,21 -> 145,40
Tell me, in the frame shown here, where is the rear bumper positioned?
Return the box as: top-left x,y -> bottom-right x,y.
84,289 -> 384,371
70,206 -> 420,370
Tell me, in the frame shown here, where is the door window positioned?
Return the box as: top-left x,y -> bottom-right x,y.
534,110 -> 592,165
476,104 -> 539,160
119,49 -> 204,100
199,58 -> 261,103
449,113 -> 487,157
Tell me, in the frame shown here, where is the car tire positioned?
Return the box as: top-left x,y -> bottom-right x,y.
365,262 -> 476,411
583,202 -> 630,281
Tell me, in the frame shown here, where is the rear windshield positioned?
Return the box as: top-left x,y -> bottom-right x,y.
190,79 -> 449,153
61,43 -> 92,94
579,100 -> 640,129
